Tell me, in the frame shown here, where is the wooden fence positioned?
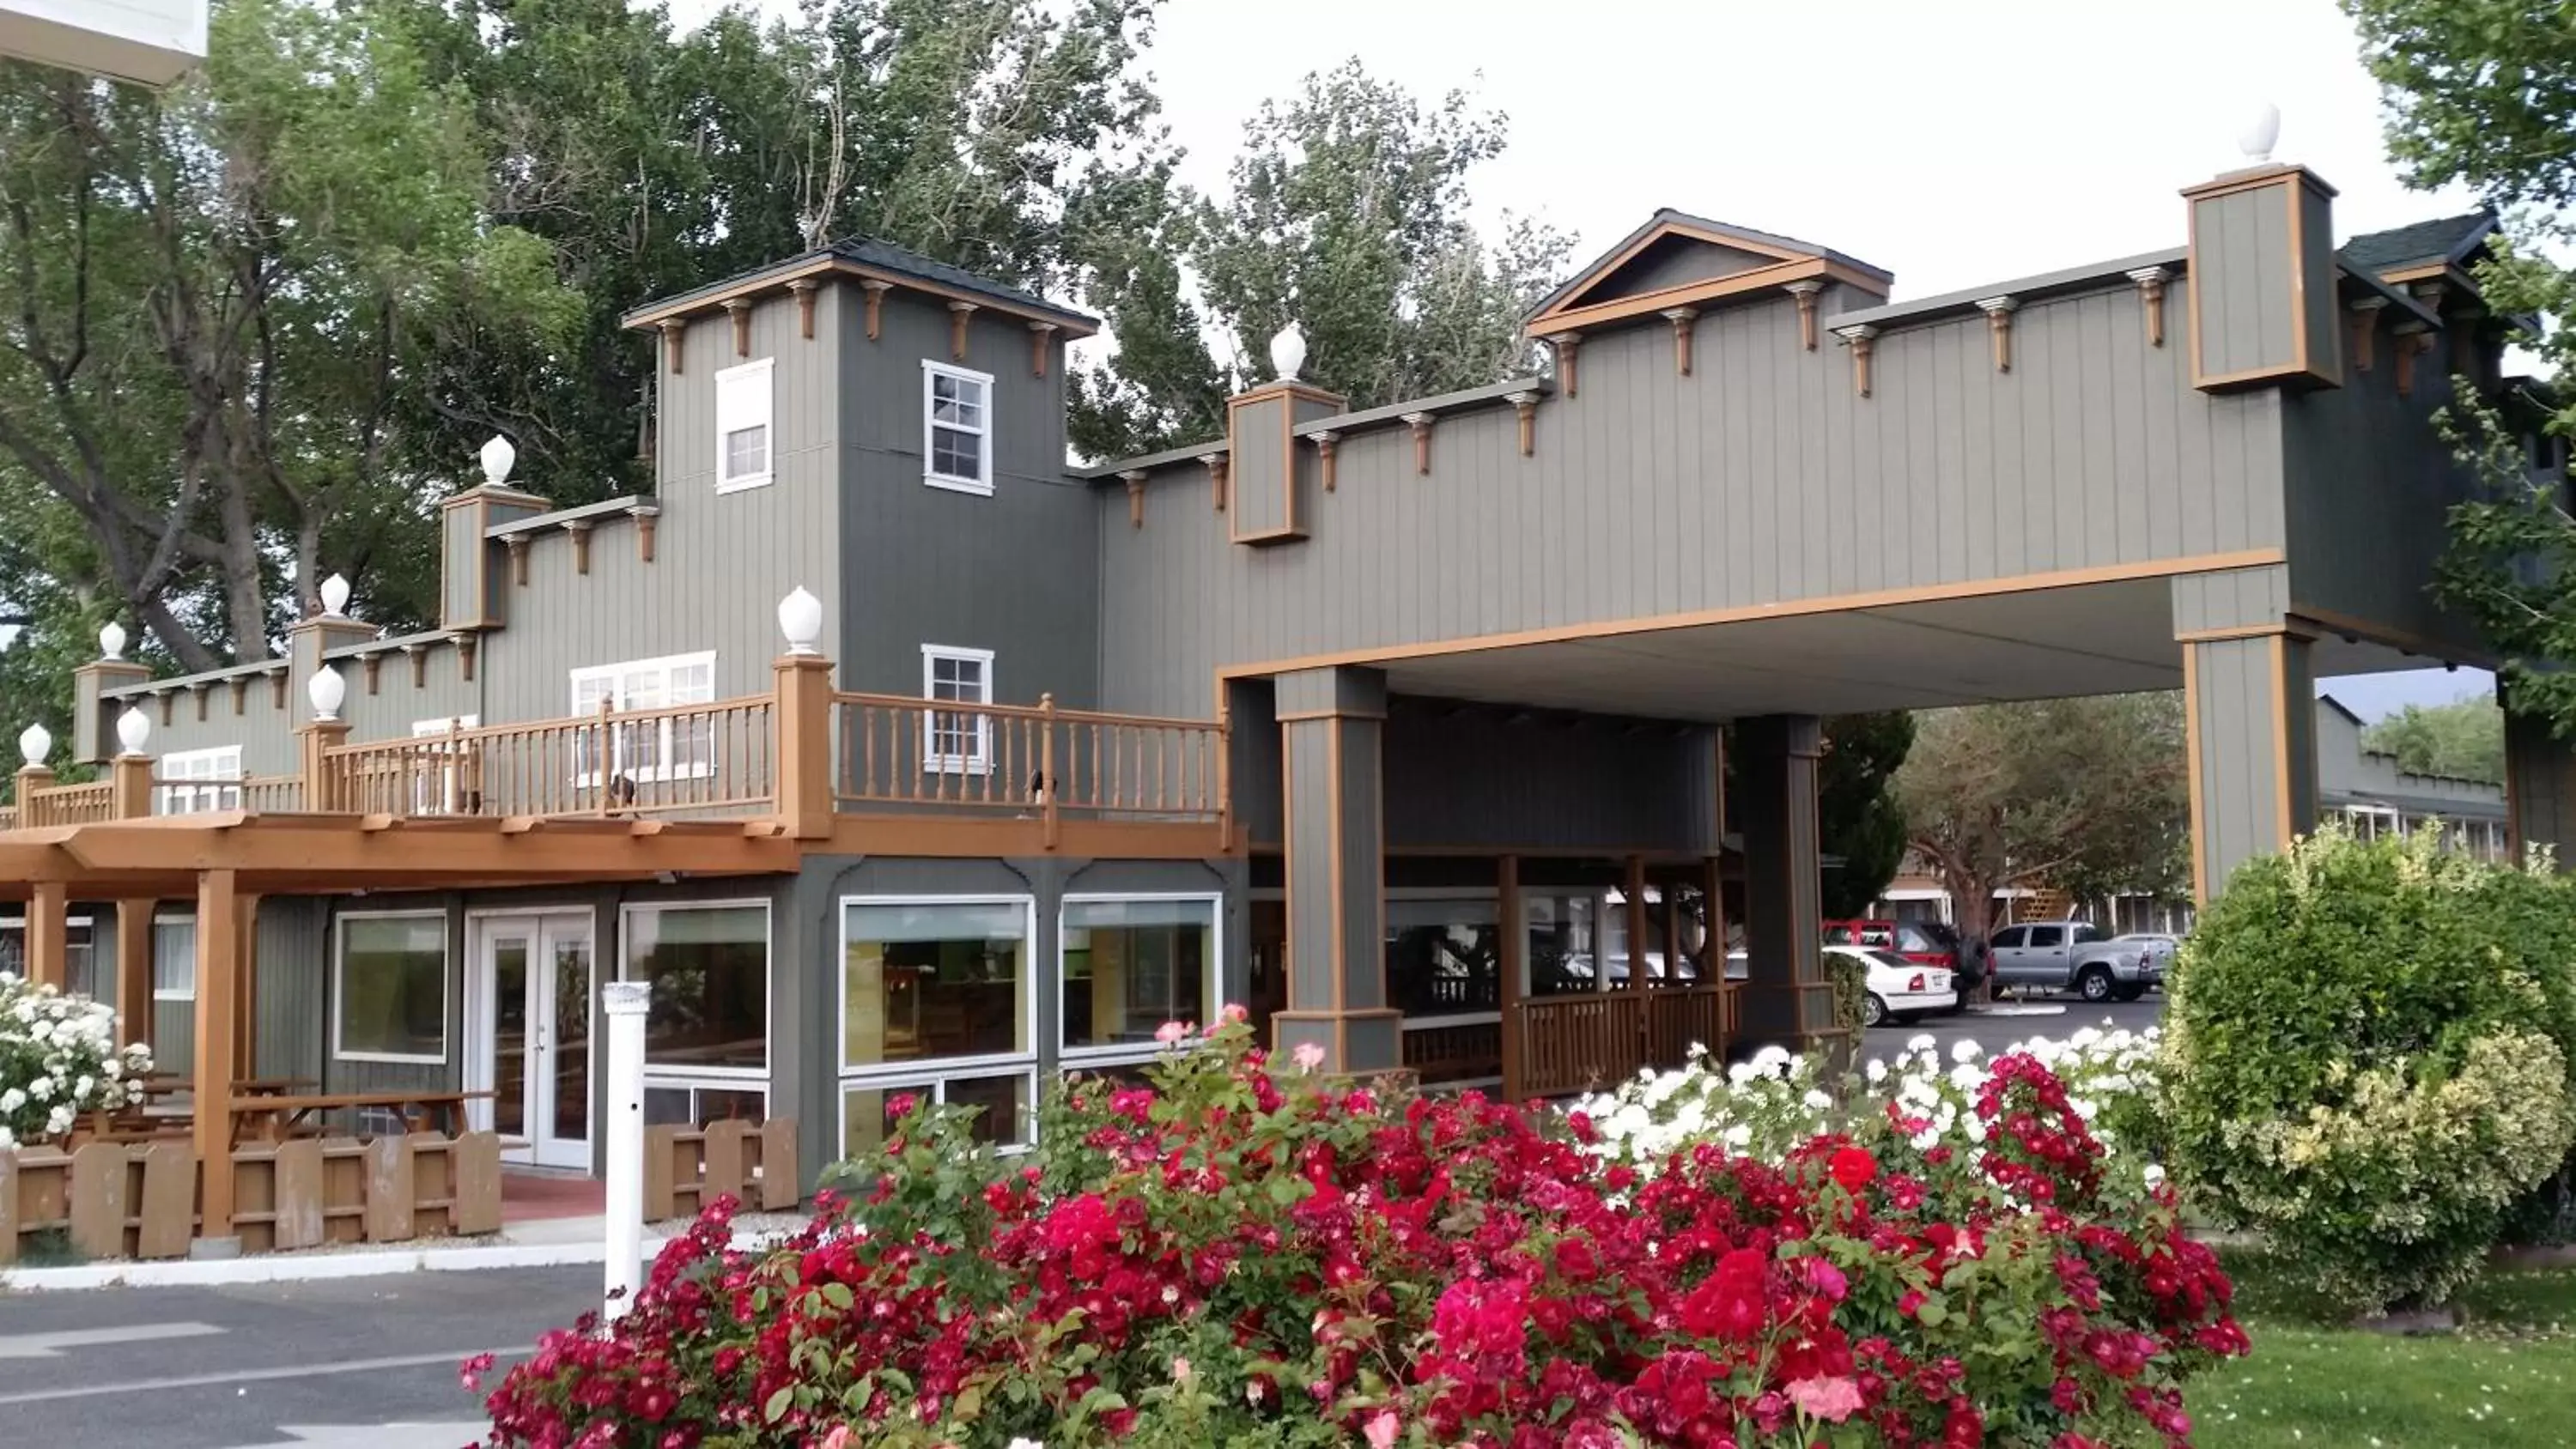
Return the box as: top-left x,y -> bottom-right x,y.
1511,986 -> 1740,1100
0,1130 -> 503,1262
642,1118 -> 799,1221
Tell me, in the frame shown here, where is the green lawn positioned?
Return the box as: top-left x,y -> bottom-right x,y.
2191,1258 -> 2576,1448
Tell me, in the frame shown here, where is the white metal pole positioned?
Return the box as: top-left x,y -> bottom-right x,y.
602,979 -> 652,1322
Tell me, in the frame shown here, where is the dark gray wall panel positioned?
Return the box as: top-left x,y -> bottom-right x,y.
1096,283 -> 2287,719
255,897 -> 330,1083
1595,239 -> 1783,299
2190,635 -> 2314,894
1382,703 -> 1717,852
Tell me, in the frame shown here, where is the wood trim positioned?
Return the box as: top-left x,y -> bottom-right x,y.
1203,453 -> 1228,512
1662,307 -> 1698,376
724,299 -> 751,358
406,646 -> 426,690
659,320 -> 684,375
361,652 -> 382,697
2186,168 -> 2339,391
193,869 -> 240,1235
1978,297 -> 2017,373
456,634 -> 478,683
2348,297 -> 2385,372
861,279 -> 889,340
1837,325 -> 1877,397
2394,326 -> 2430,397
1121,470 -> 1146,528
1403,413 -> 1433,476
1540,219 -> 1819,325
1505,393 -> 1537,458
2183,644 -> 2208,902
2178,161 -> 2324,203
631,505 -> 659,563
2128,267 -> 2170,348
270,670 -> 288,710
193,683 -> 209,721
565,520 -> 593,576
1787,280 -> 1823,351
2377,261 -> 2468,287
623,256 -> 1097,340
1029,321 -> 1057,379
788,279 -> 817,340
160,691 -> 173,728
2282,173 -> 2340,387
229,676 -> 249,716
507,535 -> 530,586
947,301 -> 977,362
1210,548 -> 2291,700
1550,335 -> 1579,398
1313,431 -> 1340,492
1527,255 -> 1879,338
2173,621 -> 2318,645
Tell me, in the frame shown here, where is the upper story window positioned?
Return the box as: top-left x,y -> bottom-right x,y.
714,358 -> 774,494
920,644 -> 993,773
158,746 -> 243,815
571,652 -> 715,784
922,361 -> 993,495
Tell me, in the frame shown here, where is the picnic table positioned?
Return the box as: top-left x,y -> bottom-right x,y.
227,1089 -> 494,1146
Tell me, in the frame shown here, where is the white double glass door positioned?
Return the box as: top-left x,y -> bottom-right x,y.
471,913 -> 594,1169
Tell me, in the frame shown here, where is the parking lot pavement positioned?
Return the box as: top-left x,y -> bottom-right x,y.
1856,993 -> 2164,1063
0,1264 -> 599,1448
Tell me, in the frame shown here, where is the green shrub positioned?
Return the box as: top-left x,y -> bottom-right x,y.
2162,822 -> 2576,1313
1827,948 -> 1869,1038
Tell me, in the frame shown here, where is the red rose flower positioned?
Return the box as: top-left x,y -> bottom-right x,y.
1829,1145 -> 1879,1193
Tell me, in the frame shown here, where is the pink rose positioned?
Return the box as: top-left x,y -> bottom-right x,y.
1363,1410 -> 1400,1449
1155,1019 -> 1194,1044
1291,1041 -> 1327,1071
1786,1375 -> 1866,1424
819,1427 -> 854,1449
1221,1002 -> 1250,1024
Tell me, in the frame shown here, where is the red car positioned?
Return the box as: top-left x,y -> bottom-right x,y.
1823,919 -> 1967,1009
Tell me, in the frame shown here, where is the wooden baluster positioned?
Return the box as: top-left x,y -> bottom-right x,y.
1039,694 -> 1060,850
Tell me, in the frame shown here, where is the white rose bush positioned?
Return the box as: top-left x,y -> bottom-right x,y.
0,971 -> 152,1150
1575,1022 -> 2167,1187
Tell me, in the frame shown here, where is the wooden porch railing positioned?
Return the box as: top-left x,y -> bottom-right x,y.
319,697 -> 775,817
20,779 -> 113,828
833,691 -> 1227,826
1509,985 -> 1737,1100
237,775 -> 306,813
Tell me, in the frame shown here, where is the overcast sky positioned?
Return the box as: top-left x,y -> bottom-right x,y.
673,0 -> 2501,717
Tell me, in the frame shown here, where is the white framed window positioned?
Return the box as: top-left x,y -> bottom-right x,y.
1060,894 -> 1220,1064
152,915 -> 196,1000
921,360 -> 993,495
334,911 -> 450,1064
622,901 -> 772,1121
920,645 -> 993,774
570,652 -> 715,785
714,357 -> 774,493
839,895 -> 1039,1154
157,746 -> 243,815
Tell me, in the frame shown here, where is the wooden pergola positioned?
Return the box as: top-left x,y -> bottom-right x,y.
0,810 -> 797,1234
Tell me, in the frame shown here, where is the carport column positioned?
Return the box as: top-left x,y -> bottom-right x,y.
191,868 -> 241,1248
1271,665 -> 1400,1074
2503,682 -> 2576,866
2181,632 -> 2317,901
25,880 -> 69,991
115,899 -> 155,1048
1736,715 -> 1833,1048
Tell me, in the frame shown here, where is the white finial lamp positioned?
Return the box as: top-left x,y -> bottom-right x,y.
115,706 -> 150,757
319,573 -> 352,618
481,434 -> 516,488
307,665 -> 346,723
2238,101 -> 2281,166
17,723 -> 49,769
98,621 -> 126,662
777,586 -> 823,657
1269,322 -> 1307,384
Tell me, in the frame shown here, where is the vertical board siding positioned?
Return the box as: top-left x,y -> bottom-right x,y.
255,898 -> 329,1082
489,294 -> 841,723
1281,724 -> 1336,1014
1097,284 -> 2287,719
1381,706 -> 1717,852
2170,566 -> 2291,634
841,290 -> 1099,709
2190,635 -> 2303,892
2280,324 -> 2485,655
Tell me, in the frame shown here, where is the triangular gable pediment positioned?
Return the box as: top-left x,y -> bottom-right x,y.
1523,211 -> 1893,337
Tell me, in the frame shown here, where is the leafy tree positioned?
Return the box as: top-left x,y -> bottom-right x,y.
1893,694 -> 2190,950
1816,713 -> 1917,918
2345,1 -> 2576,736
2360,693 -> 2506,781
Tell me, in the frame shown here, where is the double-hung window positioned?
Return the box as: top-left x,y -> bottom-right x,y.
714,358 -> 774,493
570,652 -> 715,786
153,915 -> 197,1001
920,645 -> 993,774
158,746 -> 243,815
921,361 -> 993,494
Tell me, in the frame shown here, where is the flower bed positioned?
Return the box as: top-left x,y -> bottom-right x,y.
482,1017 -> 2243,1448
0,972 -> 151,1149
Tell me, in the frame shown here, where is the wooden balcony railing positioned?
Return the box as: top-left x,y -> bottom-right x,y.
833,692 -> 1227,827
1515,993 -> 1646,1099
20,779 -> 114,828
238,776 -> 305,813
319,697 -> 775,818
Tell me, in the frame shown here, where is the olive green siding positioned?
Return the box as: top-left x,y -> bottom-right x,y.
1382,704 -> 1720,854
2170,564 -> 2291,634
1097,280 -> 2288,718
2188,634 -> 2316,892
2190,185 -> 2296,379
1230,397 -> 1292,537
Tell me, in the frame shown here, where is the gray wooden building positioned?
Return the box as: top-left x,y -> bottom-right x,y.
3,139 -> 2562,1211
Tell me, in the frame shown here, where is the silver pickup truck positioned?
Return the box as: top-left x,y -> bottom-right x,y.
1988,920 -> 2161,1003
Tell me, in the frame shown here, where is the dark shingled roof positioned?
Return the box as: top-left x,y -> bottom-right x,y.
2339,211 -> 2496,273
621,235 -> 1096,330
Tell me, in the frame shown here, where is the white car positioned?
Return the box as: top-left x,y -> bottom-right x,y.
1723,944 -> 1955,1028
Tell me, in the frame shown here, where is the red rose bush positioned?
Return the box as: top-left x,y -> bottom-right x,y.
482,1016 -> 2242,1448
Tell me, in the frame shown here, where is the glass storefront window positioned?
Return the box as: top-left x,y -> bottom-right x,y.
1385,898 -> 1499,1018
841,899 -> 1030,1069
623,904 -> 769,1072
841,1071 -> 1032,1159
1060,897 -> 1215,1054
1523,891 -> 1601,997
336,913 -> 449,1062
